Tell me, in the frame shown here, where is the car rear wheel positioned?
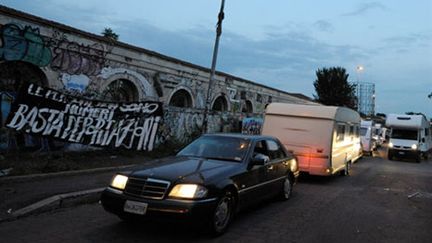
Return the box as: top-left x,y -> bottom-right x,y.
279,175 -> 292,200
209,190 -> 234,236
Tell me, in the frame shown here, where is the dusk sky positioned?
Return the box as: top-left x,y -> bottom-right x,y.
2,0 -> 432,117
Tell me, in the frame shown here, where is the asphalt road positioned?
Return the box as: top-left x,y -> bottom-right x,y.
1,148 -> 431,243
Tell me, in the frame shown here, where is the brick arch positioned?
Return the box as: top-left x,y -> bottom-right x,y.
0,60 -> 48,91
168,86 -> 194,108
0,60 -> 49,151
98,67 -> 157,101
211,93 -> 230,112
100,78 -> 139,102
242,99 -> 254,113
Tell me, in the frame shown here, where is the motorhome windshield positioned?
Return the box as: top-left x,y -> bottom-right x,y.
391,129 -> 418,140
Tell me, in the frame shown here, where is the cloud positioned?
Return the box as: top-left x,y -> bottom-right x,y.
371,32 -> 432,58
342,2 -> 387,16
383,32 -> 432,47
313,20 -> 334,32
115,18 -> 366,72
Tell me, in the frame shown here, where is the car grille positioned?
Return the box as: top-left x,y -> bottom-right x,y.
124,177 -> 170,199
394,145 -> 411,150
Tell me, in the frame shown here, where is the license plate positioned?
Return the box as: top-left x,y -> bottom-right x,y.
124,200 -> 148,215
398,151 -> 405,155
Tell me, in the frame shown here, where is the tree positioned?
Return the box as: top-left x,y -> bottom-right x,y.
376,113 -> 387,118
405,112 -> 426,116
313,67 -> 357,110
102,28 -> 119,41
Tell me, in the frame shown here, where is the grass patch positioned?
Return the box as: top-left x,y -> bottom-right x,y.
0,143 -> 185,176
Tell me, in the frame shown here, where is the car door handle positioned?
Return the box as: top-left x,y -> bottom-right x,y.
267,165 -> 274,170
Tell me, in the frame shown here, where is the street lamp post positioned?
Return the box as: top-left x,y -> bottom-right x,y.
202,0 -> 225,133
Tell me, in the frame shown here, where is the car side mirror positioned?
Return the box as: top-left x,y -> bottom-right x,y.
251,153 -> 269,166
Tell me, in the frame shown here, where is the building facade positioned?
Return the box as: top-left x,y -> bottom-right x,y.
0,5 -> 315,152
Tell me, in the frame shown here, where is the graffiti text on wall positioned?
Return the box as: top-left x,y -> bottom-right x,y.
242,117 -> 263,135
0,24 -> 52,66
6,84 -> 163,151
51,40 -> 106,76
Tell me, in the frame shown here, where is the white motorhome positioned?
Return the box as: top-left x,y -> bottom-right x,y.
386,114 -> 432,162
262,103 -> 362,176
360,120 -> 376,155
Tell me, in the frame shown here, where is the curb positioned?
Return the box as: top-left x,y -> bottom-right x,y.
0,187 -> 105,223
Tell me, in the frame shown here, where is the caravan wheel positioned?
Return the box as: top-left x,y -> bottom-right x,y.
341,162 -> 350,176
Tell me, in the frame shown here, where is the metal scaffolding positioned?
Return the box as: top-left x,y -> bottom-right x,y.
355,82 -> 375,116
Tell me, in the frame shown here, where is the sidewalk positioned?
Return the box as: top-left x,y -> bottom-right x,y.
0,154 -> 157,222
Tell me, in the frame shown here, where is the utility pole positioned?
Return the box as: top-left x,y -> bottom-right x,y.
202,0 -> 225,133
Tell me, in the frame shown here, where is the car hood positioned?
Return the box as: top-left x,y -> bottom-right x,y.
129,156 -> 240,184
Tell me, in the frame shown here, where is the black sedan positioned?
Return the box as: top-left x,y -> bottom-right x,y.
101,133 -> 299,235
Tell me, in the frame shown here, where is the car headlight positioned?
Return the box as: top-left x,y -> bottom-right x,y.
388,142 -> 393,148
110,174 -> 128,190
168,184 -> 208,199
290,159 -> 298,172
411,144 -> 418,150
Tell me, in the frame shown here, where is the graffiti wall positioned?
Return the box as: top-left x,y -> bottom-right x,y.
0,22 -> 112,152
0,21 -> 266,153
0,23 -> 52,67
0,10 -> 314,154
6,84 -> 163,151
160,108 -> 243,145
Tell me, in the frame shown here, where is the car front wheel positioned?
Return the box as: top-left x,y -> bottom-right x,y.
388,150 -> 393,160
279,175 -> 292,200
209,190 -> 234,236
416,154 -> 421,163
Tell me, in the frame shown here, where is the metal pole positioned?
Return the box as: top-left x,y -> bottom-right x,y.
202,0 -> 225,134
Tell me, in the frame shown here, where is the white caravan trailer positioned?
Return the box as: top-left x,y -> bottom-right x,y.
386,114 -> 432,162
380,127 -> 389,143
262,103 -> 362,176
360,120 -> 376,155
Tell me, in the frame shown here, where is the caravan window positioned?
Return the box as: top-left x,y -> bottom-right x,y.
348,126 -> 355,140
391,129 -> 418,140
336,125 -> 345,142
349,126 -> 354,136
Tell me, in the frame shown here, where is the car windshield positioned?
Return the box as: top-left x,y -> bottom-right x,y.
177,136 -> 250,162
391,129 -> 418,140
